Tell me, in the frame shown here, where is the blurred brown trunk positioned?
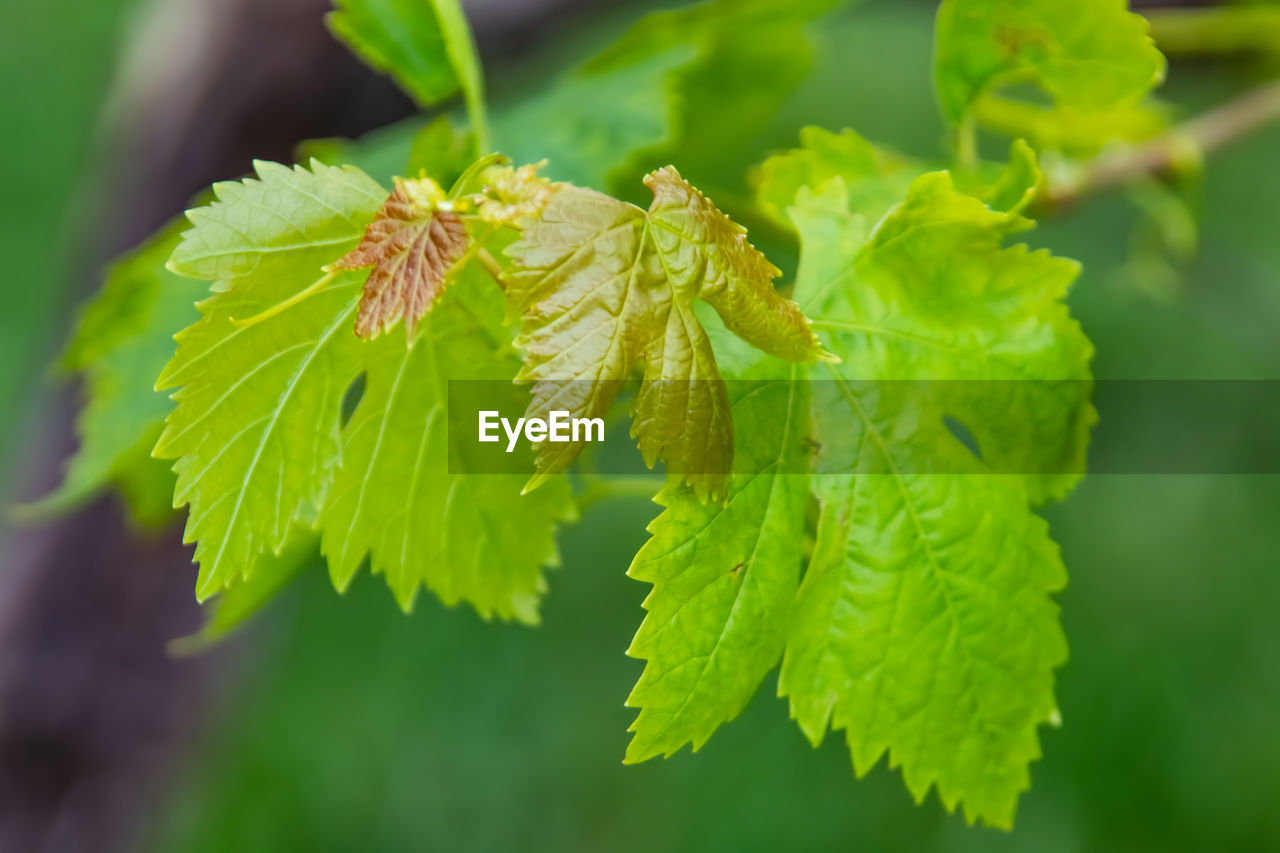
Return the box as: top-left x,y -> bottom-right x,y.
0,0 -> 595,849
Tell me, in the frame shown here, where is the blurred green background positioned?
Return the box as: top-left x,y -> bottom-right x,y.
4,1 -> 1279,851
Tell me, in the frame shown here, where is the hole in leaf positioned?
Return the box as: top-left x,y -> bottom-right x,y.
341,372 -> 367,428
943,414 -> 983,461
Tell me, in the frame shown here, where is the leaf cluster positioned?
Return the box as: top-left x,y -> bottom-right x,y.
33,0 -> 1180,829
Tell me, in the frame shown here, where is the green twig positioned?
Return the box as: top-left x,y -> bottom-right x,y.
1043,79 -> 1280,209
1145,6 -> 1280,57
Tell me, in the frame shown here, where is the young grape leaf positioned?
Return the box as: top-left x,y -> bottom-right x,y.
328,175 -> 470,339
320,265 -> 574,620
754,126 -> 918,229
968,138 -> 1042,214
624,170 -> 1093,828
935,0 -> 1166,124
20,222 -> 199,526
755,128 -> 1041,228
972,94 -> 1169,157
161,161 -> 385,598
157,259 -> 369,599
168,159 -> 387,284
161,158 -> 574,619
625,365 -> 810,761
40,113 -> 470,532
475,162 -> 557,226
504,167 -> 833,500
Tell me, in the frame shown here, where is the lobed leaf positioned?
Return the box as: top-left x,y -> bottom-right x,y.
328,175 -> 470,339
934,0 -> 1166,125
623,167 -> 1094,827
168,159 -> 386,283
160,159 -> 573,616
972,94 -> 1169,157
755,128 -> 1040,233
504,167 -> 829,500
156,260 -> 368,599
755,126 -> 918,231
320,265 -> 574,620
625,367 -> 810,761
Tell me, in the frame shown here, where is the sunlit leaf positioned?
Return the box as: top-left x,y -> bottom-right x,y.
505,167 -> 832,500
320,265 -> 574,619
160,159 -> 573,614
624,170 -> 1093,828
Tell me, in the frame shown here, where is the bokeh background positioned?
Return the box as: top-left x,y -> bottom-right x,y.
3,0 -> 1279,850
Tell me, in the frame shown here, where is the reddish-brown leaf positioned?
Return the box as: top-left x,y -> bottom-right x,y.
330,177 -> 470,339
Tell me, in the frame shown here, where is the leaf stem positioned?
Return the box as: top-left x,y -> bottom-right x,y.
955,114 -> 979,172
1145,6 -> 1280,57
449,152 -> 508,199
477,248 -> 506,288
1043,78 -> 1280,209
229,271 -> 339,328
433,0 -> 492,154
455,222 -> 499,273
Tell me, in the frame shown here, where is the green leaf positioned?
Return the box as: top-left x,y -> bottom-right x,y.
168,159 -> 387,283
967,138 -> 1042,214
587,0 -> 845,188
320,264 -> 573,619
20,222 -> 199,525
782,471 -> 1065,828
157,255 -> 369,599
623,171 -> 1092,827
300,115 -> 475,189
327,0 -> 487,147
504,167 -> 832,500
755,128 -> 1041,226
329,0 -> 457,104
754,126 -> 919,228
935,0 -> 1166,124
159,159 -> 389,599
811,173 -> 1093,502
625,368 -> 810,761
160,158 -> 574,619
492,45 -> 694,191
971,93 -> 1169,157
169,529 -> 320,655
